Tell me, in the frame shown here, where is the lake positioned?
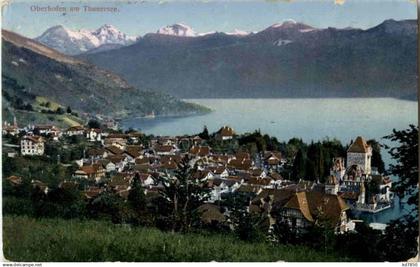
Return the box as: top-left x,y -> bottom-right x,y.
122,98 -> 418,223
123,98 -> 416,146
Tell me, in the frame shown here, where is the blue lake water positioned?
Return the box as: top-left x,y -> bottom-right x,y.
122,98 -> 418,223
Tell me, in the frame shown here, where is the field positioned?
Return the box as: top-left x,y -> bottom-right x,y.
3,216 -> 350,262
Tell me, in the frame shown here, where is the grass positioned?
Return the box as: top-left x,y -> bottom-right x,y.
3,216 -> 351,262
58,114 -> 82,127
35,96 -> 62,111
3,109 -> 83,129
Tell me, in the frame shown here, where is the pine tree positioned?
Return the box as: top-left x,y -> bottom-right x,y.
128,173 -> 147,213
292,148 -> 306,181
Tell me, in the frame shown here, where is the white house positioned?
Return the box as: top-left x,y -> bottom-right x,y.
21,135 -> 45,156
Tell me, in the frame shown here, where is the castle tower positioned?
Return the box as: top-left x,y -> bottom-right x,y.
347,136 -> 372,175
13,116 -> 17,128
330,157 -> 345,182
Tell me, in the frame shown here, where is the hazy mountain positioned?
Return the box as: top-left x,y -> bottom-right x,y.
2,29 -> 208,121
35,24 -> 137,55
80,19 -> 417,100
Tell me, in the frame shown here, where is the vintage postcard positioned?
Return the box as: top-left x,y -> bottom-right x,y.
1,0 -> 418,263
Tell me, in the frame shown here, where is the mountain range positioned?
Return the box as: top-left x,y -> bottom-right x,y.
72,19 -> 416,100
35,24 -> 137,55
2,29 -> 208,125
35,23 -> 252,55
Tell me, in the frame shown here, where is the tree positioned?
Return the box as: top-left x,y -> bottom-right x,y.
291,148 -> 305,181
127,173 -> 148,225
367,139 -> 385,174
381,125 -> 419,261
87,119 -> 101,129
384,125 -> 418,210
198,125 -> 209,140
306,142 -> 325,182
158,155 -> 210,232
56,107 -> 65,114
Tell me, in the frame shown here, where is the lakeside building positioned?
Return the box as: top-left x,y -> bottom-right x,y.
331,136 -> 393,213
215,126 -> 235,141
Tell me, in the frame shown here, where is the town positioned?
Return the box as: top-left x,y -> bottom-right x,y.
3,117 -> 394,236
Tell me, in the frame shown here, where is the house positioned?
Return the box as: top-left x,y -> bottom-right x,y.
65,125 -> 85,136
208,166 -> 229,178
107,155 -> 128,172
215,126 -> 235,141
227,158 -> 253,172
347,136 -> 372,175
208,177 -> 242,199
99,159 -> 116,173
34,125 -> 61,138
155,144 -> 178,155
277,191 -> 352,233
21,135 -> 45,156
325,175 -> 339,195
189,145 -> 211,157
86,128 -> 102,142
123,146 -> 142,163
372,175 -> 393,203
108,174 -> 133,190
138,173 -> 155,187
73,164 -> 106,182
6,175 -> 23,186
127,131 -> 144,144
193,170 -> 214,182
250,168 -> 267,179
87,148 -> 108,160
105,145 -> 124,156
263,151 -> 283,170
2,120 -> 19,136
103,133 -> 128,148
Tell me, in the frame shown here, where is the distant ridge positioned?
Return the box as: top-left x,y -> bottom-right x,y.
2,29 -> 208,123
78,19 -> 417,100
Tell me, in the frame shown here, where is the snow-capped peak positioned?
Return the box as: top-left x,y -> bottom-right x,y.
36,24 -> 138,55
157,23 -> 197,37
92,24 -> 137,45
225,29 -> 250,36
271,19 -> 298,28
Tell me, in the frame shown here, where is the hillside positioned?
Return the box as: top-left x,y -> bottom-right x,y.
3,216 -> 350,262
2,30 -> 208,126
80,19 -> 417,100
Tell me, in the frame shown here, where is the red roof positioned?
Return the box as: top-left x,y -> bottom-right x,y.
348,136 -> 370,153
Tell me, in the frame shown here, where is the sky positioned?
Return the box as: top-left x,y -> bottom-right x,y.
2,0 -> 417,38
